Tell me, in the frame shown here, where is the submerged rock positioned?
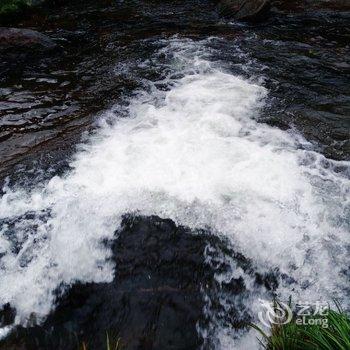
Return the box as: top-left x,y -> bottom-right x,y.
0,215 -> 266,349
0,27 -> 57,53
0,216 -> 217,349
0,214 -> 282,350
218,0 -> 271,21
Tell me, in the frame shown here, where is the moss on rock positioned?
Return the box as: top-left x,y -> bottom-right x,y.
0,0 -> 46,23
0,0 -> 29,16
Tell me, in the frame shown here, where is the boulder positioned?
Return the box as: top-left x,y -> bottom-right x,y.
218,0 -> 271,21
0,27 -> 57,53
0,28 -> 60,83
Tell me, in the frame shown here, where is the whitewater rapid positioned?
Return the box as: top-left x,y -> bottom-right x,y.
0,38 -> 349,348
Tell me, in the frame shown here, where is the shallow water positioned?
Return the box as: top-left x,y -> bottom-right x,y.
0,1 -> 349,349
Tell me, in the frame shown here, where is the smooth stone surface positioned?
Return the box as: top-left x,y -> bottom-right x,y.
0,27 -> 57,52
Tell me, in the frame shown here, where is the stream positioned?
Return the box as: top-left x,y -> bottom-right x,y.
0,0 -> 349,349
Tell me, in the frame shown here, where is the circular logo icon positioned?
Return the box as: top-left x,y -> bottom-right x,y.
258,299 -> 293,328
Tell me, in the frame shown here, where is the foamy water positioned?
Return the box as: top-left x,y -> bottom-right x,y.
0,38 -> 349,347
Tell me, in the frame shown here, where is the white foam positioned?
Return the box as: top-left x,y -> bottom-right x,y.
0,38 -> 349,347
0,325 -> 13,340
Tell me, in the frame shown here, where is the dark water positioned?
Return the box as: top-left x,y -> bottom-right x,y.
0,1 -> 349,349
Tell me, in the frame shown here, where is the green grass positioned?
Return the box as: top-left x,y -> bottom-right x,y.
250,301 -> 350,350
0,0 -> 31,16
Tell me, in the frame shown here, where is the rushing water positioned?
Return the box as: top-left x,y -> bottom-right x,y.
0,1 -> 349,349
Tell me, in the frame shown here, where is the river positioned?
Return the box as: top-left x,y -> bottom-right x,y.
0,0 -> 349,349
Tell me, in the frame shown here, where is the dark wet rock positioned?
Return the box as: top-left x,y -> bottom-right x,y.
0,216 -> 218,349
0,28 -> 60,80
0,304 -> 16,327
0,215 -> 274,350
0,214 -> 281,350
0,28 -> 57,53
218,0 -> 271,20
